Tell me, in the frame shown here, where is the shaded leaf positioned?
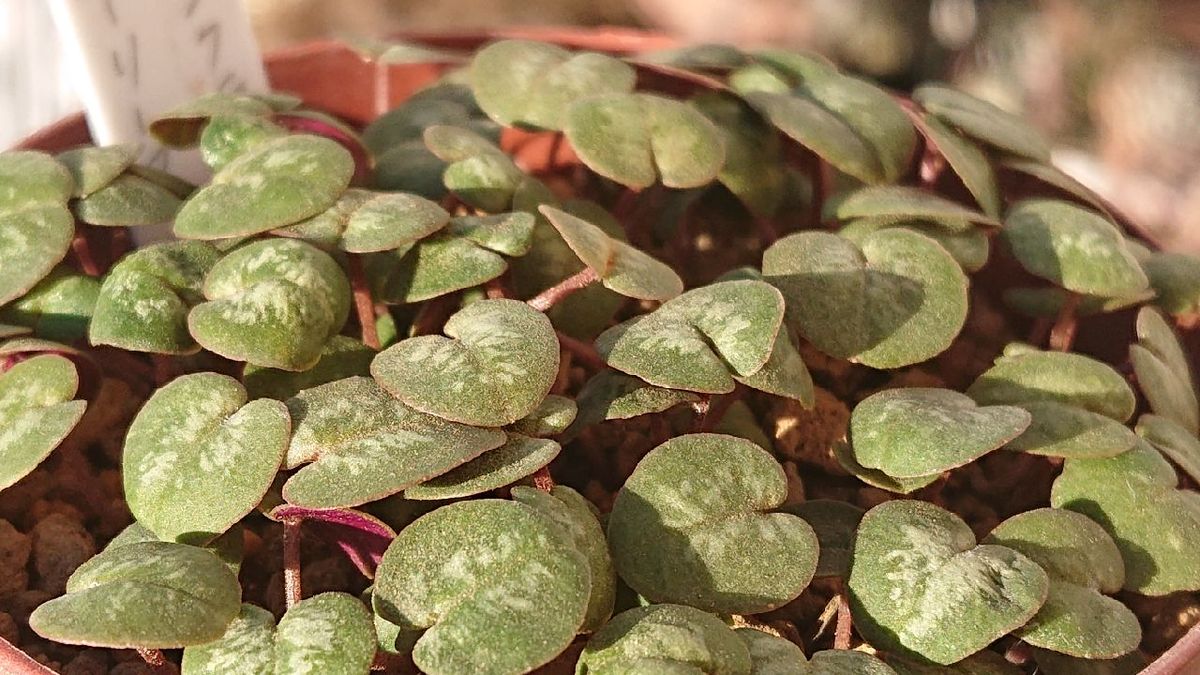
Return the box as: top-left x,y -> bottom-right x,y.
577,604 -> 751,675
29,541 -> 241,648
692,92 -> 789,217
833,441 -> 942,495
243,336 -> 375,401
831,186 -> 997,229
404,434 -> 560,500
762,229 -> 968,369
277,189 -> 449,253
914,83 -> 1050,161
373,499 -> 590,675
57,144 -> 137,197
150,92 -> 278,147
570,370 -> 700,434
0,267 -> 99,342
782,500 -> 864,579
1136,415 -> 1200,487
1143,252 -> 1200,316
1131,306 -> 1198,435
840,219 -> 989,273
607,433 -> 818,613
918,114 -> 1001,218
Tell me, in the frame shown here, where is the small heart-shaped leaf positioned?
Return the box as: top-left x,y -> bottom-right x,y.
782,500 -> 864,579
763,229 -> 968,369
373,499 -> 591,675
175,135 -> 354,239
849,388 -> 1030,478
150,92 -> 279,147
0,204 -> 74,307
0,267 -> 99,342
243,335 -> 375,401
423,125 -> 527,212
1131,306 -> 1199,435
570,370 -> 700,433
596,280 -> 786,395
282,377 -> 505,508
1143,252 -> 1200,316
404,434 -> 560,500
190,239 -> 351,370
470,40 -> 636,131
181,594 -> 376,675
124,373 -> 289,543
833,441 -> 942,495
105,522 -> 244,573
564,93 -> 726,190
540,206 -> 683,302
73,174 -> 182,226
447,212 -> 536,257
29,541 -> 241,648
848,500 -> 1049,665
510,394 -> 577,437
840,219 -> 989,273
985,508 -> 1140,659
831,186 -> 998,229
914,84 -> 1050,161
277,189 -> 450,253
512,485 -> 615,632
577,604 -> 751,675
692,92 -> 789,217
373,299 -> 559,426
1002,200 -> 1149,299
608,433 -> 818,613
57,144 -> 138,197
0,354 -> 87,491
968,347 -> 1137,458
90,241 -> 221,354
1051,440 -> 1200,595
737,628 -> 806,675
999,158 -> 1112,216
0,150 -> 74,211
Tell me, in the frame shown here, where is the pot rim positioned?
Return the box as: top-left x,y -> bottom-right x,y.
8,24 -> 1200,675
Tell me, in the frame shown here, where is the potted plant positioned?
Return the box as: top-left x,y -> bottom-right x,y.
3,27 -> 1200,674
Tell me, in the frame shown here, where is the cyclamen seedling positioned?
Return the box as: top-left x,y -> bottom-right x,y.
2,36 -> 1200,675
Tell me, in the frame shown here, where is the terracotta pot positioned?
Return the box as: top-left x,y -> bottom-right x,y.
8,25 -> 1200,675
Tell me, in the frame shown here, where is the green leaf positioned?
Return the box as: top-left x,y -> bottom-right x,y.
470,40 -> 636,131
849,388 -> 1030,478
848,500 -> 1049,665
1001,287 -> 1151,319
578,604 -> 751,675
539,206 -> 683,302
74,174 -> 182,226
124,373 -> 289,543
372,299 -> 559,426
1136,414 -> 1200,489
692,92 -> 788,217
512,486 -> 615,632
447,212 -> 536,257
1051,440 -> 1200,595
762,229 -> 968,369
373,499 -> 591,675
732,328 -> 814,405
243,335 -> 375,401
564,93 -> 726,190
1029,648 -> 1147,675
914,83 -> 1050,161
403,434 -> 560,500
839,219 -> 989,273
596,280 -> 785,395
743,91 -> 879,185
150,92 -> 278,147
510,394 -> 577,437
175,135 -> 355,239
364,230 -> 511,304
0,150 -> 74,211
423,125 -> 526,212
57,144 -> 138,197
1143,252 -> 1200,316
570,370 -> 700,433
1131,306 -> 1198,435
607,433 -> 818,613
105,522 -> 244,573
29,541 -> 241,648
0,267 -> 99,342
808,650 -> 898,675
967,347 -> 1137,458
277,189 -> 450,253
1002,200 -> 1149,299
782,500 -> 864,579
0,355 -> 87,491
831,186 -> 998,229
918,114 -> 1001,218
282,377 -> 505,508
190,239 -> 351,370
181,595 -> 376,675
736,628 -> 805,675
0,204 -> 74,307
886,651 -> 1023,675
985,508 -> 1140,659
832,441 -> 941,495
198,115 -> 288,172
90,241 -> 221,354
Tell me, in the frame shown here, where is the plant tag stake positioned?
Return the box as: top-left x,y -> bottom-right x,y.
49,0 -> 268,242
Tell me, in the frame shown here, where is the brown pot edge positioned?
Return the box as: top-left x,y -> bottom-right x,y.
9,25 -> 1200,675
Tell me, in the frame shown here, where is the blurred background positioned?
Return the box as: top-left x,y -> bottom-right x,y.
4,0 -> 1200,250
